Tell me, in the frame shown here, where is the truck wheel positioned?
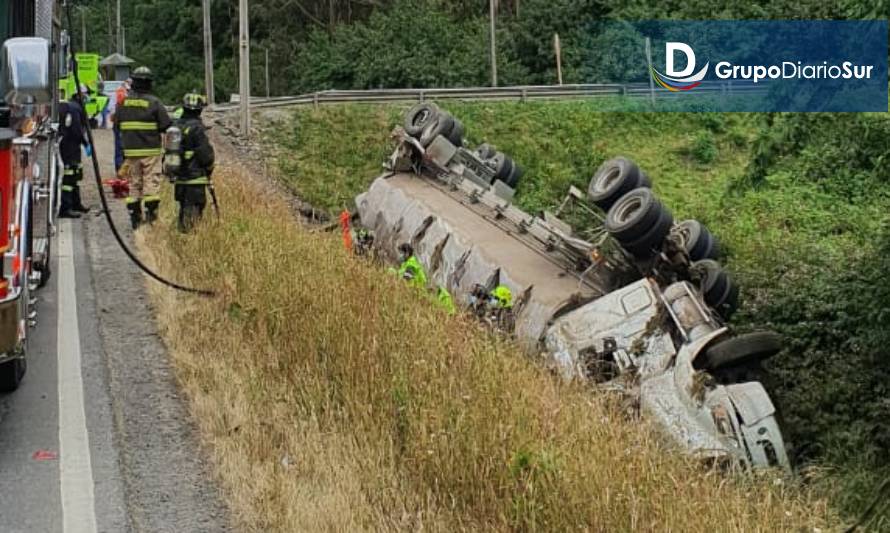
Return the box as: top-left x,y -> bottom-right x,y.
605,188 -> 665,242
447,117 -> 465,147
0,357 -> 26,392
714,281 -> 740,319
588,157 -> 648,210
419,113 -> 454,147
475,143 -> 496,160
702,331 -> 783,370
693,259 -> 739,313
505,162 -> 524,188
675,220 -> 720,261
623,207 -> 674,258
491,152 -> 515,184
404,103 -> 440,137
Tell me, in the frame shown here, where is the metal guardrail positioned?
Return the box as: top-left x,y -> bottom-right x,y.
212,81 -> 770,111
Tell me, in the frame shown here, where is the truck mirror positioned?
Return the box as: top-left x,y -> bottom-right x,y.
1,38 -> 52,107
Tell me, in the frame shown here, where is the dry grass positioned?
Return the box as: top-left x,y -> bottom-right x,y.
138,162 -> 837,532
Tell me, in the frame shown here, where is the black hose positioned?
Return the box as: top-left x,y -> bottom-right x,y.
63,1 -> 214,297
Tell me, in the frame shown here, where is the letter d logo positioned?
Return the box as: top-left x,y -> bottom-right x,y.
666,42 -> 696,77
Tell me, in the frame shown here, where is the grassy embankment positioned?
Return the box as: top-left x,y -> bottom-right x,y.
138,151 -> 835,530
255,101 -> 890,524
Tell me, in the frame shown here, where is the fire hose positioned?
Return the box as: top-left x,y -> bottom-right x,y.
63,0 -> 214,297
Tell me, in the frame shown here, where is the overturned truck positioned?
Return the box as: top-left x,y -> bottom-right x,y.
356,104 -> 789,470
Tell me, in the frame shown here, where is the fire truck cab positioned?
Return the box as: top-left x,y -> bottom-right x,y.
0,0 -> 62,391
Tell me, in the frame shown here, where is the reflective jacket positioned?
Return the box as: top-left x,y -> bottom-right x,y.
436,287 -> 456,315
58,99 -> 88,164
117,91 -> 172,158
490,285 -> 513,309
175,116 -> 215,185
398,256 -> 427,289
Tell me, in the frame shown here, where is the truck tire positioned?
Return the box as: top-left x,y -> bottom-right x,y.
714,281 -> 740,319
623,207 -> 674,258
404,103 -> 440,137
605,188 -> 665,242
475,143 -> 496,160
419,113 -> 454,147
692,259 -> 740,314
0,357 -> 26,392
675,220 -> 720,261
447,117 -> 465,146
702,331 -> 783,370
491,152 -> 515,184
588,157 -> 649,210
505,162 -> 524,188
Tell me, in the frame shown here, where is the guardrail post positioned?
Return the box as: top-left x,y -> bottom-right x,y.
313,92 -> 319,110
521,88 -> 528,103
419,91 -> 425,103
622,85 -> 628,97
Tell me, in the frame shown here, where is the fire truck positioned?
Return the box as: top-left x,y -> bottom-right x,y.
0,0 -> 64,391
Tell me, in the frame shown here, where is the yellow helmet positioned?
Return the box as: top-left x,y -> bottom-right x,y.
182,92 -> 208,111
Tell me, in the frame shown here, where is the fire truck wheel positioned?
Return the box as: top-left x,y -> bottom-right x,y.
703,331 -> 783,371
404,103 -> 440,137
0,356 -> 26,392
605,187 -> 665,242
589,157 -> 647,210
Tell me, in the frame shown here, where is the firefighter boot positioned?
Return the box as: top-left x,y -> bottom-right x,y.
144,199 -> 160,225
127,200 -> 143,229
72,185 -> 91,213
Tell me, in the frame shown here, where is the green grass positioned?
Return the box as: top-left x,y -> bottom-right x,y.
260,101 -> 887,296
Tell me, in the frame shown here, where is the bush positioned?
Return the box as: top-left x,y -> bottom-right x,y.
690,131 -> 718,164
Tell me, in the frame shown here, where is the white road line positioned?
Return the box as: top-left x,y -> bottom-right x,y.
57,220 -> 98,533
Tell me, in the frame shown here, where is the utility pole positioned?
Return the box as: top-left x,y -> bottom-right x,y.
239,0 -> 250,136
79,7 -> 86,51
554,33 -> 563,85
202,0 -> 215,104
489,0 -> 497,87
264,48 -> 270,99
116,0 -> 121,53
122,26 -> 126,56
644,37 -> 656,106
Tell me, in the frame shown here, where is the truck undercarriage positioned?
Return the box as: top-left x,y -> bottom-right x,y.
356,104 -> 790,470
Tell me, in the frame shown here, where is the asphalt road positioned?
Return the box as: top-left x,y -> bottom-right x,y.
0,130 -> 230,532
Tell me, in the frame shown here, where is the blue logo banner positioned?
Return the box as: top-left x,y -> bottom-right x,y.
591,21 -> 888,112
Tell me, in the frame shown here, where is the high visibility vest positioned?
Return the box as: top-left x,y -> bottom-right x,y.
490,285 -> 513,309
398,256 -> 427,289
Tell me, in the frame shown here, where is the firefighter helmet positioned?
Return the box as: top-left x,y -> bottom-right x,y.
132,66 -> 154,82
182,92 -> 208,111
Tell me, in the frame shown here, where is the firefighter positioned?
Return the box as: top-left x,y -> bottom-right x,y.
490,285 -> 513,309
173,92 -> 215,232
396,243 -> 427,289
58,91 -> 91,218
117,66 -> 172,229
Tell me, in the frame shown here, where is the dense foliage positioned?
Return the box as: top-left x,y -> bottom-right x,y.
76,0 -> 890,103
